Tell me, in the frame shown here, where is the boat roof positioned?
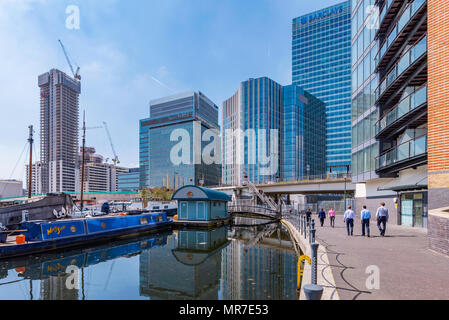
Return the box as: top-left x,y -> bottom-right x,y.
171,185 -> 231,202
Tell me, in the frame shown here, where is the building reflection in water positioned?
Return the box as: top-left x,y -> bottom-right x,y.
1,222 -> 297,300
222,219 -> 298,300
139,227 -> 229,299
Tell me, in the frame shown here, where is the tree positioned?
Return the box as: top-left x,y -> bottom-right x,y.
151,187 -> 173,202
140,188 -> 151,208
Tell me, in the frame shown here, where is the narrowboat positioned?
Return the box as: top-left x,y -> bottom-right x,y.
0,212 -> 172,259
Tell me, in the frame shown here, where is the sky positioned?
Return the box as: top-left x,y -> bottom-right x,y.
0,0 -> 344,182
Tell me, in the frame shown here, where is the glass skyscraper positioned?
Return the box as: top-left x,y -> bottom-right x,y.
222,77 -> 325,186
139,91 -> 221,189
292,1 -> 352,174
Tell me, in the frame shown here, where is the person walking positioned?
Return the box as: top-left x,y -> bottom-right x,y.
328,208 -> 336,228
376,202 -> 389,236
318,208 -> 326,227
343,205 -> 355,236
360,205 -> 371,237
305,208 -> 312,226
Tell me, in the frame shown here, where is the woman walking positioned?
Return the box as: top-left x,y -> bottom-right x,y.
328,208 -> 336,228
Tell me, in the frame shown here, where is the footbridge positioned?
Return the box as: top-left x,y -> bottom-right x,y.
214,177 -> 355,197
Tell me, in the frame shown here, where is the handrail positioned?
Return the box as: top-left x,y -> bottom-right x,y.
376,134 -> 427,169
375,35 -> 427,101
375,84 -> 427,134
375,0 -> 427,67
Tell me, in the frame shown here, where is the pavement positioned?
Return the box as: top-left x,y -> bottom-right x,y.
312,215 -> 449,300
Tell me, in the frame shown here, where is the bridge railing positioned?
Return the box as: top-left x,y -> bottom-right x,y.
228,204 -> 278,217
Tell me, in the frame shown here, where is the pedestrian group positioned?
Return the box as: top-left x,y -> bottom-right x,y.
306,202 -> 389,237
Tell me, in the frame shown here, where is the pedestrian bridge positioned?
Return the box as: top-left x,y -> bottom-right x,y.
214,177 -> 356,196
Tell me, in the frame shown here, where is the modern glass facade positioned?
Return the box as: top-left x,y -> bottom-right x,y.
292,1 -> 352,173
350,0 -> 379,183
281,85 -> 326,181
222,77 -> 325,185
118,168 -> 140,192
139,91 -> 221,189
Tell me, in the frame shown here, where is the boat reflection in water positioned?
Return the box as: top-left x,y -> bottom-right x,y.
0,218 -> 298,300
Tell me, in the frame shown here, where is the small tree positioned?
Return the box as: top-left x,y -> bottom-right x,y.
140,188 -> 151,208
151,187 -> 173,201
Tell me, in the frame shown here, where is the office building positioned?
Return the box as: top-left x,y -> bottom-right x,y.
0,180 -> 23,199
293,1 -> 352,173
38,69 -> 80,193
118,168 -> 140,192
78,147 -> 129,193
25,162 -> 44,196
351,0 -> 428,227
222,77 -> 325,186
139,91 -> 221,189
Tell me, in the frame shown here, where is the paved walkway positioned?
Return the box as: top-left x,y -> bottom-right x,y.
312,216 -> 449,300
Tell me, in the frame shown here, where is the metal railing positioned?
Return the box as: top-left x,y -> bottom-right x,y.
375,0 -> 427,68
244,180 -> 279,212
376,134 -> 427,170
375,35 -> 427,101
283,212 -> 323,300
375,84 -> 427,135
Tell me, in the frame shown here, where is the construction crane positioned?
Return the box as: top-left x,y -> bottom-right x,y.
103,121 -> 120,165
58,39 -> 81,80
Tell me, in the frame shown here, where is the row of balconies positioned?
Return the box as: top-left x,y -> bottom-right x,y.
375,0 -> 427,70
373,1 -> 428,176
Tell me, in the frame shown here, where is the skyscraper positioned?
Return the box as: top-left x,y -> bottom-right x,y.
38,69 -> 80,193
139,91 -> 221,189
292,1 -> 352,174
222,77 -> 325,186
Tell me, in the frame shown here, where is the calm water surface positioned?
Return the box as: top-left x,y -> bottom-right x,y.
0,218 -> 298,300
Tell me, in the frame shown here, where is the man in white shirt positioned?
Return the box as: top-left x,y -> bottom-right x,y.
343,205 -> 356,236
376,202 -> 389,237
360,205 -> 371,237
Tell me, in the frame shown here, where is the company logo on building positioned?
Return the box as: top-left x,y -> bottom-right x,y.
301,6 -> 344,25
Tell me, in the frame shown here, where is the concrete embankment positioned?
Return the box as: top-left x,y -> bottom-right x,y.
281,219 -> 340,300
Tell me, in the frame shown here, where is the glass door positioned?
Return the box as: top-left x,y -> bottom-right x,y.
401,194 -> 414,227
413,193 -> 423,228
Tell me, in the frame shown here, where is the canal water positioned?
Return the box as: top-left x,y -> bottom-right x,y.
0,217 -> 298,300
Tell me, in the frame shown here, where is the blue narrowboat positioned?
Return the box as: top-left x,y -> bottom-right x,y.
0,212 -> 172,259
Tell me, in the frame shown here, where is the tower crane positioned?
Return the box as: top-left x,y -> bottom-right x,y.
103,121 -> 120,165
58,39 -> 81,80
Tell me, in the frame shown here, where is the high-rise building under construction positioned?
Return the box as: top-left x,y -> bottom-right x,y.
38,69 -> 81,193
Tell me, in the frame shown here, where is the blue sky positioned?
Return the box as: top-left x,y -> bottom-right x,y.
0,0 -> 344,182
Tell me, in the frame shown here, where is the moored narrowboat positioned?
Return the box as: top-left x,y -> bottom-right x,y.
0,212 -> 172,259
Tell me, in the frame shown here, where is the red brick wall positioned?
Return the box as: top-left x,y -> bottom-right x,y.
428,1 -> 449,180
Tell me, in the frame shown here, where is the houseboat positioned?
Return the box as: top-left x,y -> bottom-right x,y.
0,212 -> 172,259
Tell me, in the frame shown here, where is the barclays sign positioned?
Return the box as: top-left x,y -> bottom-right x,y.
301,6 -> 344,25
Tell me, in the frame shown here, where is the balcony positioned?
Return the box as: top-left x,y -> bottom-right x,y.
376,134 -> 427,174
375,0 -> 427,70
375,84 -> 427,139
375,35 -> 427,104
377,0 -> 404,35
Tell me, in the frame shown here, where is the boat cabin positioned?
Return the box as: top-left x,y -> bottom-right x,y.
171,186 -> 231,221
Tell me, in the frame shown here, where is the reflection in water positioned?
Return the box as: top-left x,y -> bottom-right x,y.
0,220 -> 298,300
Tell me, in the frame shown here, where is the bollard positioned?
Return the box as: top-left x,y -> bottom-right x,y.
310,242 -> 319,285
303,216 -> 307,239
303,284 -> 323,301
310,219 -> 316,244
